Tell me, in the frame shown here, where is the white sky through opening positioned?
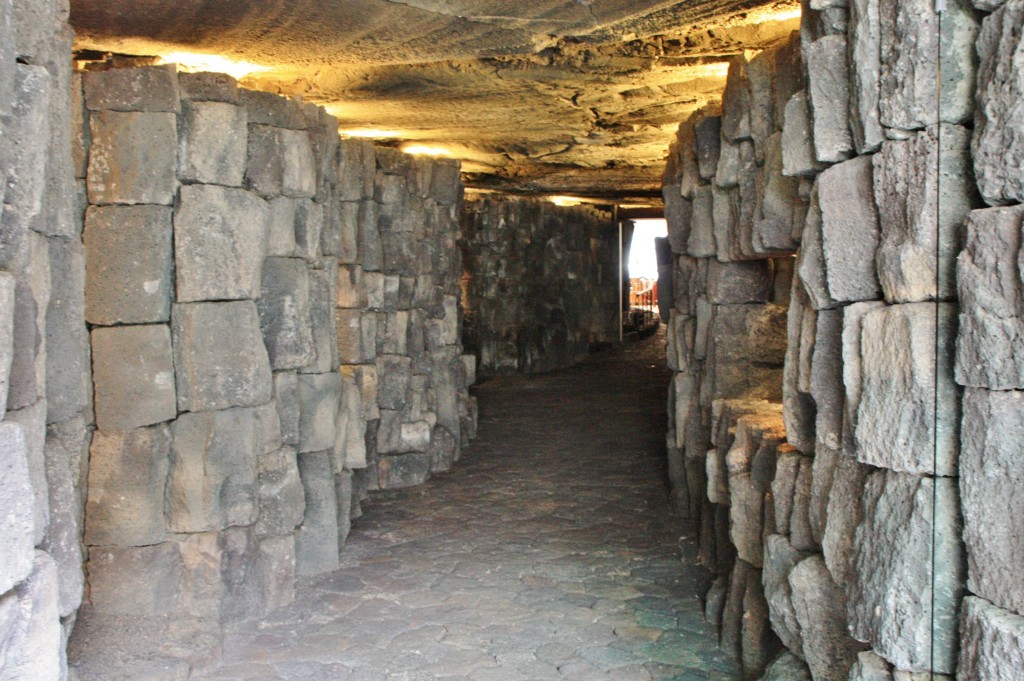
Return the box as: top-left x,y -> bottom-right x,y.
628,219 -> 668,280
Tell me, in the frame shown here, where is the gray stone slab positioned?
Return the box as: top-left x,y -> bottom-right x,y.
301,265 -> 339,374
245,124 -> 316,199
2,65 -> 50,261
42,417 -> 89,617
45,236 -> 91,425
266,196 -> 297,257
956,206 -> 1024,389
0,272 -> 15,417
83,64 -> 181,112
274,371 -> 300,447
959,596 -> 1024,679
821,456 -> 870,591
855,303 -> 960,475
849,470 -> 964,673
91,324 -> 176,431
167,408 -> 259,532
257,257 -> 314,370
763,534 -> 812,655
377,452 -> 432,489
376,354 -> 412,411
178,71 -> 240,104
294,199 -> 323,261
707,260 -> 772,305
761,652 -> 812,681
3,552 -> 61,680
7,233 -> 50,413
294,450 -> 340,576
753,132 -> 800,254
6,400 -> 47,547
790,555 -> 865,681
84,205 -> 173,324
0,421 -> 33,594
782,91 -> 824,178
239,89 -> 307,129
175,184 -> 270,303
87,110 -> 177,205
86,543 -> 183,615
172,301 -> 273,412
848,651 -> 892,681
178,100 -> 248,186
297,372 -> 342,454
849,0 -> 883,154
806,35 -> 853,164
254,446 -> 305,538
841,301 -> 886,456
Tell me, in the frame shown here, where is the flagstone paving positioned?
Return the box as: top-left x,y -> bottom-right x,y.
193,332 -> 741,680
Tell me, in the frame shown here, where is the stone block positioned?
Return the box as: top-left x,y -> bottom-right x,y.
0,272 -> 15,416
841,301 -> 886,454
84,205 -> 173,324
7,233 -> 50,413
297,372 -> 342,454
336,308 -> 367,365
172,301 -> 273,412
6,400 -> 47,548
41,417 -> 89,617
763,534 -> 812,655
753,133 -> 801,253
694,115 -> 722,182
782,91 -> 824,177
167,408 -> 259,532
87,110 -> 177,205
874,125 -> 975,303
335,368 -> 367,471
761,653 -> 812,681
961,388 -> 1024,616
3,66 -> 49,257
43,238 -> 89,425
257,258 -> 314,370
294,450 -> 339,576
376,354 -> 412,411
707,260 -> 772,305
91,325 -> 176,431
806,35 -> 853,164
175,184 -> 270,302
721,56 -> 752,143
810,309 -> 844,454
878,0 -> 978,131
0,422 -> 33,595
301,265 -> 339,374
848,470 -> 964,673
2,552 -> 61,681
178,100 -> 248,186
245,125 -> 316,199
238,90 -> 307,129
83,64 -> 180,112
87,543 -> 183,615
274,372 -> 300,447
849,0 -> 883,154
257,534 -> 296,612
71,72 -> 87,179
360,200 -> 383,271
822,456 -> 871,592
428,425 -> 457,473
687,186 -> 716,257
790,555 -> 864,681
378,452 -> 432,489
266,196 -> 297,257
959,596 -> 1024,680
855,303 -> 959,475
85,426 -> 171,547
956,206 -> 1024,389
800,156 -> 880,309
294,200 -> 323,261
178,71 -> 239,104
849,652 -> 893,681
337,201 -> 360,264
783,284 -> 815,454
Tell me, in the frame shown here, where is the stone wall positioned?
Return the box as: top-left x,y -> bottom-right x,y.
460,197 -> 620,375
664,0 -> 1024,678
55,64 -> 474,678
0,0 -> 90,679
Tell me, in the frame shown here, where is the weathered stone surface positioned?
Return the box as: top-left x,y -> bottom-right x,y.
849,651 -> 893,681
178,71 -> 239,104
874,125 -> 975,303
753,133 -> 800,253
7,400 -> 47,547
274,372 -> 300,447
167,408 -> 259,532
297,372 -> 342,454
959,596 -> 1024,680
0,272 -> 16,417
257,257 -> 315,370
87,110 -> 177,205
3,552 -> 61,681
3,66 -> 50,257
256,534 -> 295,612
760,652 -> 812,681
178,100 -> 248,186
83,64 -> 181,112
335,308 -> 369,365
781,91 -> 823,178
956,206 -> 1024,389
790,555 -> 864,681
7,233 -> 50,413
821,456 -> 870,592
41,417 -> 89,617
239,90 -> 307,130
266,196 -> 297,257
335,368 -> 367,470
687,186 -> 716,257
85,426 -> 171,547
86,543 -> 183,615
84,205 -> 173,324
294,450 -> 340,576
721,56 -> 752,143
175,184 -> 270,302
878,0 -> 978,131
91,325 -> 176,431
855,303 -> 959,475
172,301 -> 273,412
848,0 -> 882,154
803,157 -> 880,309
763,534 -> 812,655
805,35 -> 853,164
376,354 -> 412,411
301,266 -> 339,374
294,200 -> 323,261
378,452 -> 432,489
809,309 -> 843,459
848,470 -> 964,673
841,301 -> 885,454
961,388 -> 1024,616
245,124 -> 316,199
0,422 -> 33,595
707,260 -> 772,305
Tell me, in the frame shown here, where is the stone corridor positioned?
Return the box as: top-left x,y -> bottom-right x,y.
192,332 -> 740,681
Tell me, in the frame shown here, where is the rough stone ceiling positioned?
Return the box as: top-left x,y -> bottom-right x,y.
70,0 -> 801,205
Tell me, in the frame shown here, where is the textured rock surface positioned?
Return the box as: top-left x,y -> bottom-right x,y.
87,110 -> 177,205
91,325 -> 176,431
959,596 -> 1024,680
178,100 -> 248,186
789,555 -> 864,681
805,35 -> 853,164
0,422 -> 33,595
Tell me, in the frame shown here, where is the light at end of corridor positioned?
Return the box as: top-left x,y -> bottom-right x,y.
402,144 -> 455,158
549,196 -> 584,207
156,52 -> 270,80
340,128 -> 405,139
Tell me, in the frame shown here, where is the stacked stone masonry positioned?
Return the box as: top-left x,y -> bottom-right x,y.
0,53 -> 480,677
460,197 -> 620,375
661,0 -> 1024,676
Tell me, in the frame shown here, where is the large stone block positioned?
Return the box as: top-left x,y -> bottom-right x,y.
821,456 -> 870,592
335,367 -> 367,470
806,35 -> 853,164
84,205 -> 173,324
753,133 -> 801,253
707,260 -> 772,305
854,303 -> 959,475
956,206 -> 1024,389
257,257 -> 314,370
178,71 -> 239,104
878,0 -> 978,131
82,64 -> 181,113
790,555 -> 865,681
245,125 -> 316,199
91,325 -> 176,431
961,388 -> 1024,616
798,156 -> 881,309
763,534 -> 813,655
2,552 -> 61,681
266,196 -> 297,257
782,91 -> 824,178
874,125 -> 976,303
841,301 -> 886,455
301,266 -> 339,374
239,90 -> 307,130
8,233 -> 50,413
810,309 -> 844,457
45,238 -> 92,425
848,470 -> 964,673
3,66 -> 49,257
294,200 -> 323,261
849,651 -> 894,681
175,184 -> 270,302
294,451 -> 339,576
85,426 -> 171,547
86,543 -> 183,615
167,408 -> 259,532
178,100 -> 248,186
721,56 -> 752,143
297,372 -> 342,454
378,452 -> 432,489
273,371 -> 300,447
7,400 -> 48,548
376,354 -> 412,411
87,110 -> 177,205
172,301 -> 273,412
42,417 -> 90,617
257,534 -> 296,612
849,0 -> 883,154
959,596 -> 1024,680
0,422 -> 33,595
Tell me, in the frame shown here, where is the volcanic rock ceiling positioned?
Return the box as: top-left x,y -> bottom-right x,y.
70,0 -> 801,206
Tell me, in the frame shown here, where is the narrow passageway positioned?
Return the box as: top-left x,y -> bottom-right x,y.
195,333 -> 738,681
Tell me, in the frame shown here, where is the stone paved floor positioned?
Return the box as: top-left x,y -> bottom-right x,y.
193,332 -> 740,681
